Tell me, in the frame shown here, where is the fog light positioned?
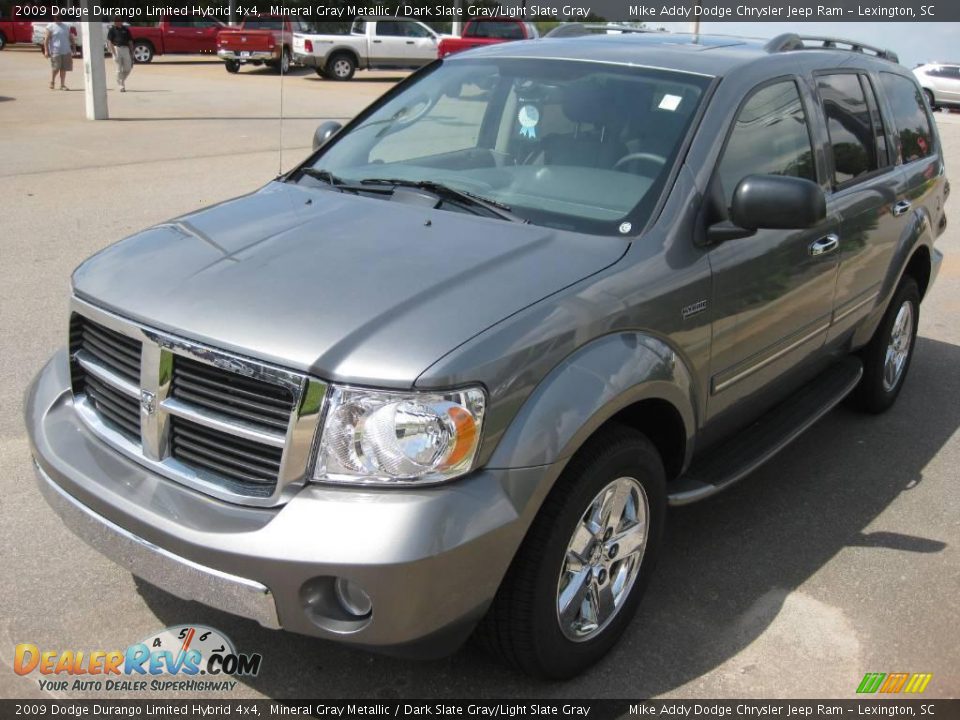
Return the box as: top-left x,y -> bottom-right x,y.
334,578 -> 372,618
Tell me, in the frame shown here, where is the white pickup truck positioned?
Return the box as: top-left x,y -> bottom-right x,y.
292,18 -> 445,81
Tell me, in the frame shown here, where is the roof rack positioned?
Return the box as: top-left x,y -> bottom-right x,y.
545,23 -> 659,39
765,33 -> 899,63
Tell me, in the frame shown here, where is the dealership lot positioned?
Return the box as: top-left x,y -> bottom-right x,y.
1,47 -> 958,698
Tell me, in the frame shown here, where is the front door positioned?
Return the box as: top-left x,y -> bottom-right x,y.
371,21 -> 408,67
707,79 -> 840,419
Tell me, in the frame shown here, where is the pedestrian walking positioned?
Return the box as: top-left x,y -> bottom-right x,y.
107,19 -> 133,92
43,21 -> 75,91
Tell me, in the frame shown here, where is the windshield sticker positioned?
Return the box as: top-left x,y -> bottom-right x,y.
658,94 -> 683,111
518,105 -> 540,139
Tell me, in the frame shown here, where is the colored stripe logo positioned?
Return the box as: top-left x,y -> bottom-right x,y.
857,672 -> 932,694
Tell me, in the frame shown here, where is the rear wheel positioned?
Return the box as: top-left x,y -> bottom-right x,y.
325,52 -> 356,81
277,47 -> 291,73
132,40 -> 153,64
853,277 -> 920,413
224,59 -> 240,74
476,425 -> 666,679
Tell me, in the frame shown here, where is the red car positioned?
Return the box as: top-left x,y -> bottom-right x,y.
128,18 -> 227,64
0,10 -> 36,49
437,19 -> 539,58
217,17 -> 310,74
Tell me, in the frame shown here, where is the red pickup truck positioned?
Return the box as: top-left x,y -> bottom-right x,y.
129,18 -> 226,64
437,19 -> 539,58
0,11 -> 35,50
217,17 -> 310,74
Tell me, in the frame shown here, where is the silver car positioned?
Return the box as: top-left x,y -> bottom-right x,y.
914,62 -> 960,109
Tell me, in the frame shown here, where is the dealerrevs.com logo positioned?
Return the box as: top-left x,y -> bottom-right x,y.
14,625 -> 262,693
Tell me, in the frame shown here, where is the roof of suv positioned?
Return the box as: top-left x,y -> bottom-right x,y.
460,31 -> 902,78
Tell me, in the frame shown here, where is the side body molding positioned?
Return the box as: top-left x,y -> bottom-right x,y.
486,332 -> 697,471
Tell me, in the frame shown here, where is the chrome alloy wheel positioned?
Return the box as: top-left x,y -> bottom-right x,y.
133,44 -> 151,63
557,476 -> 649,642
333,58 -> 352,78
882,301 -> 914,392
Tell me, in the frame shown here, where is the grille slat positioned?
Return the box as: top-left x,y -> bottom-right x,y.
71,315 -> 143,442
80,329 -> 141,382
170,417 -> 281,495
171,356 -> 295,432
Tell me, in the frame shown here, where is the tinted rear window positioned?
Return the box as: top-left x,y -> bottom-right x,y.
881,73 -> 935,163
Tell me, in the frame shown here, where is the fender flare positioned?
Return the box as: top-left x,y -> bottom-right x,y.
854,205 -> 936,347
486,332 -> 698,472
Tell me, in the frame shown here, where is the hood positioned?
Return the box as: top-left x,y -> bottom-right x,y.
72,182 -> 627,386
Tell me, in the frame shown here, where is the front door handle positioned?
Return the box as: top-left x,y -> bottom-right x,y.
809,234 -> 840,256
892,199 -> 912,216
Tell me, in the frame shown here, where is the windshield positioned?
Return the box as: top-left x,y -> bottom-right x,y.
302,58 -> 711,235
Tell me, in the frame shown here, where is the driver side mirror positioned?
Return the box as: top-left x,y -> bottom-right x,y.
708,174 -> 826,243
312,121 -> 343,152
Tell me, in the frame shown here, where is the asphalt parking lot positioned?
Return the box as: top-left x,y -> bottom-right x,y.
1,47 -> 958,700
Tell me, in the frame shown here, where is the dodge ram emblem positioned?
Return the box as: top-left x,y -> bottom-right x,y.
140,390 -> 156,415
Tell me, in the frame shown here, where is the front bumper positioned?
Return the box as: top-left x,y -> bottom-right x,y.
26,350 -> 558,658
217,49 -> 276,63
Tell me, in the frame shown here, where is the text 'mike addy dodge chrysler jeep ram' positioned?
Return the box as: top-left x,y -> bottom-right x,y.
27,30 -> 947,679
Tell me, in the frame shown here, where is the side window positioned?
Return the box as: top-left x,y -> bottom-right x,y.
350,20 -> 365,35
880,72 -> 935,164
467,22 -> 523,40
404,23 -> 432,38
717,80 -> 816,209
376,21 -> 403,37
817,73 -> 879,186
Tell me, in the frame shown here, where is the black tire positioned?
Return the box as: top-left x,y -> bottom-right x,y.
132,40 -> 153,64
314,67 -> 327,78
224,59 -> 240,74
0,32 -> 7,51
923,89 -> 937,111
852,276 -> 920,414
476,425 -> 666,679
325,52 -> 356,81
276,47 -> 291,74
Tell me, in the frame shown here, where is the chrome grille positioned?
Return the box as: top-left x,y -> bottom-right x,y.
70,315 -> 142,442
68,298 -> 327,507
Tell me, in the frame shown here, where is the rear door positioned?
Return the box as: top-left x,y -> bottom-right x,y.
812,71 -> 909,342
707,78 -> 840,418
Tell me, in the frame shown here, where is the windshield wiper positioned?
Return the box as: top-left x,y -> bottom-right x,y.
298,168 -> 390,194
359,178 -> 527,223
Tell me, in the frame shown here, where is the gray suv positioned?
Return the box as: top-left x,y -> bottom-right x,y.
26,31 -> 948,679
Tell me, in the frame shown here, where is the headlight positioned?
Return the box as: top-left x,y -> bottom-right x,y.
314,385 -> 486,485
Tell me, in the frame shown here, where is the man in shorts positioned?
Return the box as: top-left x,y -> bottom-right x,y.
43,22 -> 76,91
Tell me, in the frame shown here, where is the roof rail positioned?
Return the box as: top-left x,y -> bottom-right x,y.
545,23 -> 657,39
765,33 -> 899,63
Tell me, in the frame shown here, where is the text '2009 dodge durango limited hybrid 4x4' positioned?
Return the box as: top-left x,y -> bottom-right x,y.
27,31 -> 948,679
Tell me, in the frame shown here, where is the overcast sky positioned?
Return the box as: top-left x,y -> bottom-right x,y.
643,22 -> 959,68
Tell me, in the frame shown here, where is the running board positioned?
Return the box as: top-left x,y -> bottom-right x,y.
668,356 -> 864,506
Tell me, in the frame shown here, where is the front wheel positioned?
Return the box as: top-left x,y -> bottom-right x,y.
224,59 -> 240,74
132,40 -> 153,64
476,426 -> 666,679
0,32 -> 7,51
852,277 -> 920,413
924,88 -> 938,111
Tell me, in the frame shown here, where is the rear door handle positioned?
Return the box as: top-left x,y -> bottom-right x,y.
406,40 -> 415,44
809,234 -> 840,256
892,199 -> 912,216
